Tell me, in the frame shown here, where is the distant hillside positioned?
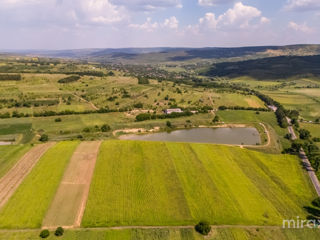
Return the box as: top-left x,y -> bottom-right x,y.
202,55 -> 320,79
2,44 -> 320,63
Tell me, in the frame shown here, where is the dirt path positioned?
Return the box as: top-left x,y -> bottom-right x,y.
42,141 -> 101,228
0,143 -> 55,209
71,93 -> 98,110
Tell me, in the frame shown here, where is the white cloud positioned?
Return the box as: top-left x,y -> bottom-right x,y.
198,0 -> 234,7
199,13 -> 218,29
197,2 -> 265,30
0,0 -> 128,26
218,2 -> 261,28
260,16 -> 270,24
288,21 -> 314,33
285,0 -> 320,11
129,16 -> 179,31
129,18 -> 159,32
163,16 -> 179,29
81,0 -> 127,24
110,0 -> 182,11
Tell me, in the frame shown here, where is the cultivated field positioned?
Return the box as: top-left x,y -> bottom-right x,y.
0,143 -> 54,209
0,141 -> 79,229
42,141 -> 101,228
0,144 -> 31,178
82,140 -> 316,227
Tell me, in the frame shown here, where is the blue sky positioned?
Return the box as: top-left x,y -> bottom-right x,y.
0,0 -> 319,49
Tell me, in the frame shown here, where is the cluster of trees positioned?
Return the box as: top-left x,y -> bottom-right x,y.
83,124 -> 111,133
136,111 -> 193,122
138,77 -> 150,84
218,106 -> 269,112
0,74 -> 22,81
58,75 -> 80,83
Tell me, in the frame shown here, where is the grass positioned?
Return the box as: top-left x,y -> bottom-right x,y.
217,110 -> 291,152
82,140 -> 316,227
0,141 -> 79,229
0,144 -> 32,178
1,227 -> 320,240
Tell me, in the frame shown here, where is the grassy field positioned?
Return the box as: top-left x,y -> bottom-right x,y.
300,123 -> 320,147
1,227 -> 320,240
0,141 -> 79,229
82,140 -> 316,227
0,73 -> 266,115
217,110 -> 291,151
0,144 -> 32,178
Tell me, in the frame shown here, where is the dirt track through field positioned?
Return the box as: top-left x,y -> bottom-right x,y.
0,143 -> 55,209
42,141 -> 101,228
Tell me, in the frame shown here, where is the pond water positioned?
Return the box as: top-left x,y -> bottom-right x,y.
119,127 -> 261,145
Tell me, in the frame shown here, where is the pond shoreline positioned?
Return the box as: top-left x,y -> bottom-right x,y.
118,126 -> 261,146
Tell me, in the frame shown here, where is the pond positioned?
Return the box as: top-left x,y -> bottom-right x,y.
119,127 -> 261,145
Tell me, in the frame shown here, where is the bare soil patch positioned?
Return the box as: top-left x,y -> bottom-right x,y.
0,143 -> 55,209
42,141 -> 101,228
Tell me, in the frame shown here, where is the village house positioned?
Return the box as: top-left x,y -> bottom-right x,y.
164,108 -> 183,114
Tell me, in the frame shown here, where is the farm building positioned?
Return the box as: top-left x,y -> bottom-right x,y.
164,108 -> 183,114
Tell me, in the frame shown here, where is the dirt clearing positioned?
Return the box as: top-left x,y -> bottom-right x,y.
42,141 -> 101,228
0,143 -> 55,209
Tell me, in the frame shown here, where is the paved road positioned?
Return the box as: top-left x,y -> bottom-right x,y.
299,149 -> 320,196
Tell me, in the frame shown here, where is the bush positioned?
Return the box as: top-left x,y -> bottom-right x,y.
39,229 -> 50,238
195,221 -> 211,235
58,75 -> 80,83
101,124 -> 111,132
54,227 -> 64,237
166,121 -> 172,128
39,134 -> 49,142
55,118 -> 62,122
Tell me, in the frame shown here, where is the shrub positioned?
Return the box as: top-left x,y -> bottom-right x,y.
58,75 -> 80,83
39,134 -> 49,142
195,221 -> 211,235
101,124 -> 111,132
55,118 -> 62,122
39,229 -> 50,238
166,121 -> 172,128
54,227 -> 64,237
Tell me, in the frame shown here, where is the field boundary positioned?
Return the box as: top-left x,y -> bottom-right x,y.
0,142 -> 55,209
0,224 -> 283,232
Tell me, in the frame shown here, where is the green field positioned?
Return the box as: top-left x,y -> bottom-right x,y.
217,110 -> 291,151
0,144 -> 32,178
82,140 -> 316,227
1,227 -> 320,240
0,141 -> 79,229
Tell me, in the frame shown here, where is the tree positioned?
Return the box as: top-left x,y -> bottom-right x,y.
195,221 -> 211,235
54,227 -> 64,237
212,115 -> 220,123
39,229 -> 50,238
138,77 -> 150,84
101,124 -> 111,132
299,129 -> 311,140
39,134 -> 48,142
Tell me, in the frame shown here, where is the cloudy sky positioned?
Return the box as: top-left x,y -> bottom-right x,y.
0,0 -> 319,49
